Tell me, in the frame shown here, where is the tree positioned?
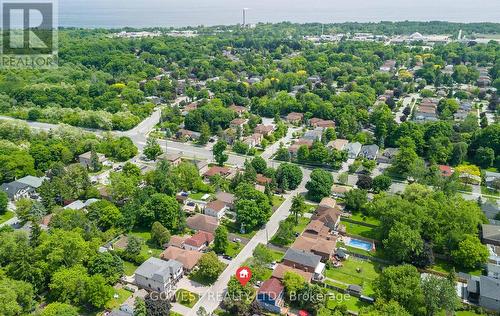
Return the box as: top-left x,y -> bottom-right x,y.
126,235 -> 143,256
213,225 -> 228,254
145,292 -> 171,316
134,297 -> 147,316
297,283 -> 326,313
198,122 -> 211,145
344,189 -> 368,211
291,194 -> 305,224
253,244 -> 274,264
88,252 -> 124,284
474,146 -> 495,168
85,274 -> 114,308
213,140 -> 228,166
151,221 -> 171,247
49,265 -> 89,305
356,174 -> 373,190
0,191 -> 8,214
374,265 -> 424,314
451,234 -> 489,269
144,193 -> 183,232
195,252 -> 225,284
236,199 -> 269,232
223,276 -> 255,314
392,137 -> 418,177
89,149 -> 102,172
87,200 -> 122,231
0,277 -> 34,316
421,275 -> 459,316
372,175 -> 392,193
283,271 -> 305,301
41,302 -> 79,316
275,163 -> 303,191
251,156 -> 267,174
143,136 -> 162,160
306,169 -> 333,202
383,222 -> 423,263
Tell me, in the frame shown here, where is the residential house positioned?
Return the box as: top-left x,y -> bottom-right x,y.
194,160 -> 209,174
331,186 -> 351,198
271,264 -> 313,283
254,124 -> 274,136
230,118 -> 248,135
134,257 -> 183,295
288,139 -> 314,159
229,105 -> 248,116
310,119 -> 335,129
243,133 -> 263,148
1,181 -> 36,201
377,148 -> 398,163
186,214 -> 218,234
465,274 -> 500,312
256,174 -> 273,186
158,153 -> 182,166
415,98 -> 439,122
319,197 -> 336,209
346,142 -> 362,159
160,247 -> 203,272
257,278 -> 285,314
360,144 -> 380,160
203,166 -> 231,180
286,112 -> 304,125
176,129 -> 201,141
303,128 -> 324,142
182,103 -> 198,116
204,200 -> 228,220
312,206 -> 341,231
64,198 -> 99,210
222,128 -> 238,145
438,165 -> 454,177
485,171 -> 500,190
292,224 -> 337,261
380,60 -> 396,72
327,139 -> 348,152
79,151 -> 106,169
183,231 -> 214,251
16,175 -> 46,189
283,248 -> 325,279
166,235 -> 189,249
215,192 -> 235,209
482,224 -> 500,246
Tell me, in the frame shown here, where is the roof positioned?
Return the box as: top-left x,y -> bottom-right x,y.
134,257 -> 183,283
258,278 -> 284,299
312,206 -> 341,227
348,284 -> 362,293
230,118 -> 247,126
256,174 -> 272,185
292,234 -> 336,257
438,165 -> 454,177
482,224 -> 500,242
16,176 -> 46,188
206,200 -> 226,213
254,124 -> 274,134
167,235 -> 189,248
186,214 -> 218,234
160,247 -> 203,270
204,166 -> 230,177
284,248 -> 321,269
160,153 -> 182,162
479,275 -> 500,301
328,139 -> 348,151
287,112 -> 304,120
215,192 -> 235,205
360,144 -> 379,156
346,142 -> 362,154
64,198 -> 99,210
272,264 -> 312,282
79,151 -> 105,160
319,197 -> 336,209
184,231 -> 214,248
1,181 -> 32,197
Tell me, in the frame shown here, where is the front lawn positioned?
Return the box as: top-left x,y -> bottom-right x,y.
481,186 -> 500,198
294,216 -> 311,234
223,220 -> 257,239
175,289 -> 199,308
341,220 -> 380,241
123,261 -> 138,276
325,258 -> 383,296
0,211 -> 15,224
272,195 -> 285,209
225,241 -> 243,257
105,288 -> 133,310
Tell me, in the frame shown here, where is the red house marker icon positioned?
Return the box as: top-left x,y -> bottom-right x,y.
236,266 -> 252,286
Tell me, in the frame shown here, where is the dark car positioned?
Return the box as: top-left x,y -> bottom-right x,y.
222,255 -> 232,260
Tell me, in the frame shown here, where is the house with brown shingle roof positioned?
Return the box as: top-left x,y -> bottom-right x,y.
311,206 -> 341,231
271,264 -> 312,283
203,166 -> 231,179
257,278 -> 285,314
254,124 -> 275,136
286,112 -> 304,125
186,214 -> 218,234
215,192 -> 235,209
204,200 -> 228,220
256,174 -> 273,185
229,105 -> 248,116
160,247 -> 203,272
292,234 -> 337,261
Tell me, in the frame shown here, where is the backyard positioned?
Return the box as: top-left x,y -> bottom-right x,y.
324,257 -> 383,296
340,220 -> 380,241
321,289 -> 371,314
105,287 -> 133,310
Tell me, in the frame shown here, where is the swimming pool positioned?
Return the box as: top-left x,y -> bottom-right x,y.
347,238 -> 373,251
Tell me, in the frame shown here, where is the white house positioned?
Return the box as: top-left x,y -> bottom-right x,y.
204,200 -> 228,220
134,258 -> 183,295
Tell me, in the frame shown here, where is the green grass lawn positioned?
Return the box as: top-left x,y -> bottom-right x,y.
325,258 -> 383,296
294,215 -> 311,234
481,186 -> 500,198
322,289 -> 371,313
430,258 -> 482,276
190,192 -> 212,200
268,248 -> 285,262
341,221 -> 380,241
123,261 -> 138,276
347,213 -> 380,226
225,241 -> 242,257
0,211 -> 15,224
128,229 -> 164,258
175,289 -> 200,308
223,220 -> 257,239
105,288 -> 133,310
272,195 -> 285,208
170,312 -> 183,316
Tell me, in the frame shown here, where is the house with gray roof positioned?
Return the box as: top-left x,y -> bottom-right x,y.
482,224 -> 500,246
302,127 -> 324,142
283,248 -> 325,279
134,257 -> 183,295
16,176 -> 47,189
485,171 -> 500,190
64,198 -> 99,211
479,275 -> 500,311
1,181 -> 35,201
346,142 -> 362,159
360,144 -> 380,160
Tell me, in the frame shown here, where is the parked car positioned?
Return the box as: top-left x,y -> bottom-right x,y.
233,238 -> 242,243
222,255 -> 232,260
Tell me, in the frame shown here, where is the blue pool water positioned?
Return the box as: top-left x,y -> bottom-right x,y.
347,239 -> 373,251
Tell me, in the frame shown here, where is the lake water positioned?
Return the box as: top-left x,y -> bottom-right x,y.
59,0 -> 500,28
